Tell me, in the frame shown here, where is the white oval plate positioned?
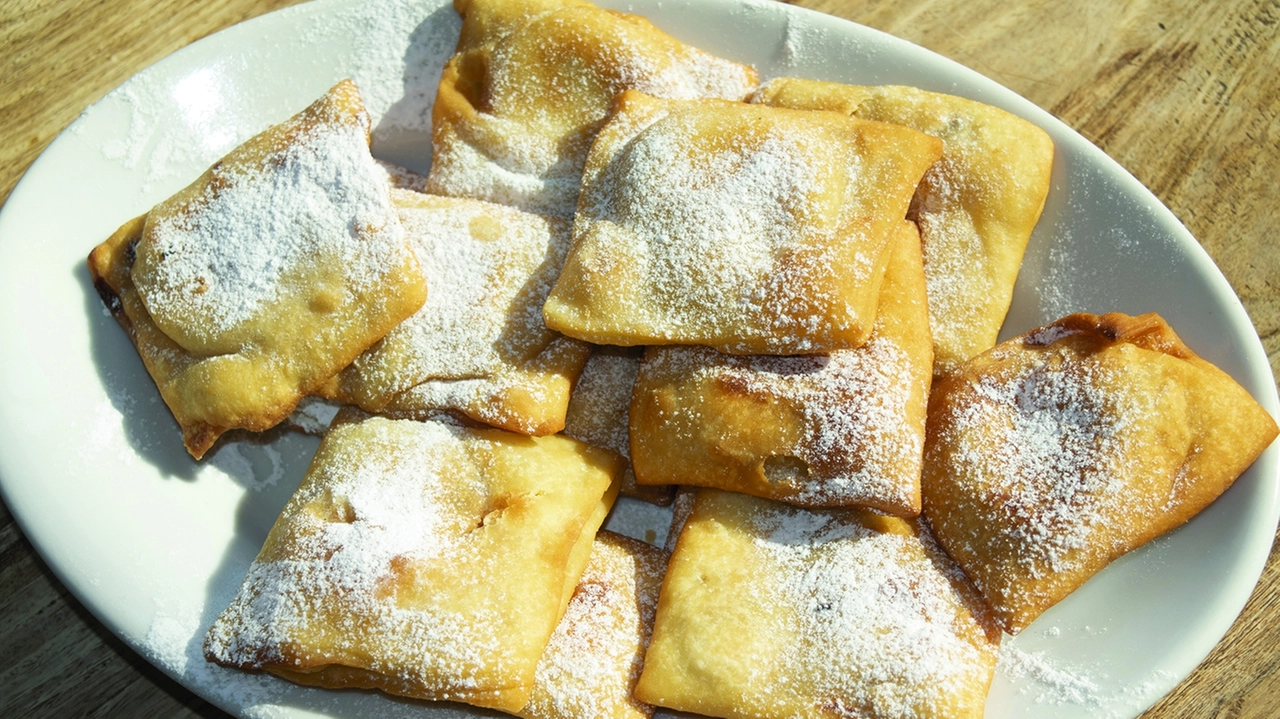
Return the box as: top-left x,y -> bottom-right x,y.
0,0 -> 1276,717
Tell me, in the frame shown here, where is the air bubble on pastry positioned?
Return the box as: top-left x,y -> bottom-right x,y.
752,78 -> 1054,376
427,0 -> 759,218
204,410 -> 622,712
629,221 -> 932,515
87,80 -> 427,458
543,91 -> 943,354
321,189 -> 590,435
636,489 -> 1001,719
520,530 -> 668,719
922,312 -> 1280,634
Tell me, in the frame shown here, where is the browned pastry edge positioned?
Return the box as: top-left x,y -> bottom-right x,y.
1029,312 -> 1196,360
88,214 -> 224,456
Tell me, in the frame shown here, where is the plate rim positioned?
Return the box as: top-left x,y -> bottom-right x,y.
0,0 -> 1276,717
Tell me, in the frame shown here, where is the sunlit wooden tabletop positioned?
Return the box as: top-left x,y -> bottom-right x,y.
2,0 -> 1278,716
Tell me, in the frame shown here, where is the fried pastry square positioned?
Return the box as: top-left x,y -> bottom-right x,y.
88,80 -> 426,458
636,489 -> 1001,719
629,221 -> 932,514
922,312 -> 1280,634
521,530 -> 668,719
544,91 -> 943,354
563,346 -> 674,505
204,411 -> 622,712
752,78 -> 1054,375
427,0 -> 759,218
320,189 -> 590,435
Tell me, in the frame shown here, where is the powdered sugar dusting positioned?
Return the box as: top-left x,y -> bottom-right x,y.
914,154 -> 990,367
209,441 -> 286,490
204,418 -> 512,683
562,348 -> 679,505
390,373 -> 551,430
302,0 -> 462,142
374,159 -> 430,192
427,0 -> 757,217
95,0 -> 458,193
485,11 -> 756,120
740,342 -> 918,507
604,114 -> 821,285
98,62 -> 254,194
1036,233 -> 1098,322
639,337 -> 919,509
905,105 -> 1050,374
997,644 -> 1105,708
427,134 -> 584,218
922,326 -> 1183,636
938,356 -> 1139,580
331,193 -> 587,433
135,117 -> 406,344
344,194 -> 569,401
563,349 -> 641,460
142,601 -> 296,719
567,99 -> 875,352
522,533 -> 666,719
746,504 -> 998,717
285,396 -> 341,435
995,639 -> 1179,717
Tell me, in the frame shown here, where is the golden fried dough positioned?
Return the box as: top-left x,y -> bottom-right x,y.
427,0 -> 758,217
88,81 -> 426,458
563,346 -> 674,505
320,189 -> 589,435
922,312 -> 1280,633
753,78 -> 1053,375
204,410 -> 622,712
629,221 -> 932,514
543,91 -> 942,354
636,489 -> 1001,719
521,531 -> 668,719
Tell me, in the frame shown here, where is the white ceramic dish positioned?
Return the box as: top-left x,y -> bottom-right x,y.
0,0 -> 1276,717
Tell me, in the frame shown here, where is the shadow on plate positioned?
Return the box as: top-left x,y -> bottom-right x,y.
80,257 -> 203,480
369,1 -> 461,174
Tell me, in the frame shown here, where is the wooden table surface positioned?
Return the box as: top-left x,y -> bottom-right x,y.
1,0 -> 1277,716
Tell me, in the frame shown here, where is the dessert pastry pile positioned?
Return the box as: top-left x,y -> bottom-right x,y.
88,0 -> 1278,716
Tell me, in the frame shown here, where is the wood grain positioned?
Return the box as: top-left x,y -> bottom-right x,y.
1,0 -> 1277,717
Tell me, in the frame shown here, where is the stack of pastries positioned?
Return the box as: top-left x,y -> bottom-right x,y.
88,0 -> 1279,716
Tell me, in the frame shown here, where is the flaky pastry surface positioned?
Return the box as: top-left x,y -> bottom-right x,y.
543,91 -> 942,354
753,78 -> 1053,375
628,221 -> 932,514
204,411 -> 622,712
320,189 -> 589,435
88,81 -> 426,458
636,489 -> 1000,719
427,0 -> 758,217
922,312 -> 1280,633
